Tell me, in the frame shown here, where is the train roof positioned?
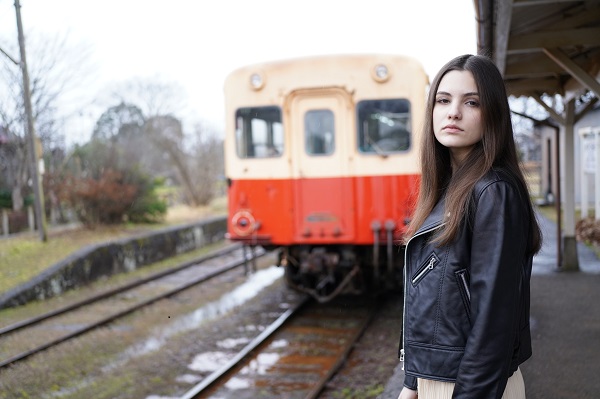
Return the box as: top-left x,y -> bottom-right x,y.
224,54 -> 428,93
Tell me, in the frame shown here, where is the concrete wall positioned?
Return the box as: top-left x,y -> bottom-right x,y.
0,216 -> 227,309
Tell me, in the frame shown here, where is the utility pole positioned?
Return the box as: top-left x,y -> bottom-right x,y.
14,0 -> 47,242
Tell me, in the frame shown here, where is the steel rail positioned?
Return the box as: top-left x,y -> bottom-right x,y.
179,294 -> 311,399
0,243 -> 243,336
303,303 -> 378,399
0,247 -> 266,370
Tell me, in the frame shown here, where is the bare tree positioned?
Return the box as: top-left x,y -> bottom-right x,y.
92,102 -> 145,142
101,76 -> 187,118
187,122 -> 224,205
0,121 -> 28,210
144,115 -> 194,199
0,31 -> 94,211
100,77 -> 224,205
510,96 -> 552,162
93,77 -> 224,206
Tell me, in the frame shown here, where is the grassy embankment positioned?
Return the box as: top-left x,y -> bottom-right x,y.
0,198 -> 227,295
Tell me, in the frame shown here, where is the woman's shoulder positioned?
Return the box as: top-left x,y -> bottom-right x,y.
473,168 -> 521,198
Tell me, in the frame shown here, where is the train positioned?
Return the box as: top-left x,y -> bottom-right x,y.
223,54 -> 428,302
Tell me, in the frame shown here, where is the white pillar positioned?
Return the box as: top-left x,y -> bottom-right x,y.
563,102 -> 575,237
580,127 -> 590,218
595,128 -> 600,221
562,99 -> 579,271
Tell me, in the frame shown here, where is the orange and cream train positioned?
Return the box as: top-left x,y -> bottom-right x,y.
224,54 -> 428,302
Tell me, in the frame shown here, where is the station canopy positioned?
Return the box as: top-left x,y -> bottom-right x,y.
474,0 -> 600,101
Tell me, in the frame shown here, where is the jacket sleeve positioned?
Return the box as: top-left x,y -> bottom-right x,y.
452,180 -> 529,399
404,374 -> 418,390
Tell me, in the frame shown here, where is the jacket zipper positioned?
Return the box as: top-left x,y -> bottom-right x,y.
411,255 -> 437,285
401,222 -> 444,370
458,271 -> 470,300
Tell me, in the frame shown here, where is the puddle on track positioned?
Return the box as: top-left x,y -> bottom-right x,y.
95,265 -> 284,383
126,265 -> 284,357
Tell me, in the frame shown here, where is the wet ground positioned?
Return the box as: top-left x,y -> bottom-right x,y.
0,253 -> 300,398
5,211 -> 597,398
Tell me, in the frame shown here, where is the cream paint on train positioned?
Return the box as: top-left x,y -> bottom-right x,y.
224,55 -> 426,180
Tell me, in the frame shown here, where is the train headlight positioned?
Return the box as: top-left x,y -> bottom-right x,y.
372,64 -> 390,83
249,72 -> 265,90
231,210 -> 257,236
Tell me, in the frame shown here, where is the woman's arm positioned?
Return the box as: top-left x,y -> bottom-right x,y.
453,180 -> 529,398
398,387 -> 418,399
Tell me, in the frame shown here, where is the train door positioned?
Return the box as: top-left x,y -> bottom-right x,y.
287,88 -> 355,242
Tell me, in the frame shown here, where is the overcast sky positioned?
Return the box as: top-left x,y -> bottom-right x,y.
0,0 -> 478,145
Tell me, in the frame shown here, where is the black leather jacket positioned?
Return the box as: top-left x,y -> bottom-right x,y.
400,169 -> 533,398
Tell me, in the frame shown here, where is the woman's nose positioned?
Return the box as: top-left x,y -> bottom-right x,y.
448,103 -> 461,119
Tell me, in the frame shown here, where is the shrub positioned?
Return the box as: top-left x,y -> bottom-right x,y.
124,174 -> 167,224
58,170 -> 138,226
576,217 -> 600,247
0,190 -> 11,209
56,169 -> 167,227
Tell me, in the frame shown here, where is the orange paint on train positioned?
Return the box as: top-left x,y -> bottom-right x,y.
228,173 -> 420,245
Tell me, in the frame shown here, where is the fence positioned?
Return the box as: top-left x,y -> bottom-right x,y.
1,207 -> 35,237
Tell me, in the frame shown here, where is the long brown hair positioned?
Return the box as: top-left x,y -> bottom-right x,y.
405,54 -> 542,255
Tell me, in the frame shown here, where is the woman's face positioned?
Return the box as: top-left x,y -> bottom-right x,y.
433,70 -> 483,165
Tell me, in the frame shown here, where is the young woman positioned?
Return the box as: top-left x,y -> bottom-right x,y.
397,54 -> 542,399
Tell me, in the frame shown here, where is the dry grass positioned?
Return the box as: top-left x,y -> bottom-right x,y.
0,198 -> 227,295
163,197 -> 226,223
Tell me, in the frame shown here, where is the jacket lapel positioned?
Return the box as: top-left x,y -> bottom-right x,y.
415,197 -> 446,236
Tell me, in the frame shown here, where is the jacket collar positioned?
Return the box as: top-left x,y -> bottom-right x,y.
414,195 -> 446,236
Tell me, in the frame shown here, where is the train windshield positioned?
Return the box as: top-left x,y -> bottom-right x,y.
235,106 -> 283,158
357,99 -> 411,154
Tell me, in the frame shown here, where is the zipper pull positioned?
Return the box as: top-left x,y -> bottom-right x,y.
400,348 -> 405,370
427,257 -> 435,269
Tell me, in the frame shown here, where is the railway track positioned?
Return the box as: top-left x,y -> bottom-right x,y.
181,294 -> 380,399
0,243 -> 266,370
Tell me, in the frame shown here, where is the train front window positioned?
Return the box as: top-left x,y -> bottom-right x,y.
305,109 -> 334,156
357,99 -> 411,154
235,106 -> 283,158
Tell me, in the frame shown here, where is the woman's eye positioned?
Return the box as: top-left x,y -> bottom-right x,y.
436,98 -> 450,104
466,100 -> 480,107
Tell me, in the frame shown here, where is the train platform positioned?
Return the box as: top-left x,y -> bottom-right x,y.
379,212 -> 600,399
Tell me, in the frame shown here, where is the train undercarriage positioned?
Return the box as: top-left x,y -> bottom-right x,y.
275,244 -> 405,303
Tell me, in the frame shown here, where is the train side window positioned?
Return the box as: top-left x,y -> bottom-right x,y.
357,99 -> 411,154
305,109 -> 334,156
235,106 -> 283,158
